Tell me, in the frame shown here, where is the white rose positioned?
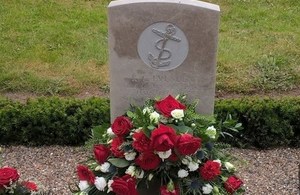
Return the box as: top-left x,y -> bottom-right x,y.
148,174 -> 154,181
202,183 -> 213,194
125,152 -> 137,161
171,109 -> 184,119
107,127 -> 115,137
125,166 -> 136,177
224,162 -> 235,171
137,170 -> 144,179
143,107 -> 151,114
206,126 -> 216,139
78,180 -> 89,191
213,159 -> 222,166
95,177 -> 107,191
157,149 -> 172,160
107,180 -> 114,193
178,169 -> 189,178
188,161 -> 199,172
100,162 -> 110,173
150,111 -> 160,123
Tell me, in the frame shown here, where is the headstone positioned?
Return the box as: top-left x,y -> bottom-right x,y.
108,0 -> 220,120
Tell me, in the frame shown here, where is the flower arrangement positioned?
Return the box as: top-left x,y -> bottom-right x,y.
0,166 -> 38,195
73,95 -> 244,195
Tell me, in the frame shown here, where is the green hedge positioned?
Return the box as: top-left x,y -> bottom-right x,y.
215,97 -> 300,148
0,97 -> 110,146
0,96 -> 299,148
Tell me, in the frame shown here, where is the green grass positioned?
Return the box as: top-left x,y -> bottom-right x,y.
0,0 -> 299,95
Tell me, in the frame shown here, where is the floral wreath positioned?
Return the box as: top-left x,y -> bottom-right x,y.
73,95 -> 244,195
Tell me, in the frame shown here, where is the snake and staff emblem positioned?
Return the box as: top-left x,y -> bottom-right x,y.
148,24 -> 181,69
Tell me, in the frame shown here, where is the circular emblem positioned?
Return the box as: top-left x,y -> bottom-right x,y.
137,22 -> 189,71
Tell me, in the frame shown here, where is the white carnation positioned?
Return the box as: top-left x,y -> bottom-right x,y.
100,162 -> 110,173
125,152 -> 137,161
150,111 -> 160,123
107,127 -> 115,137
78,180 -> 89,191
125,166 -> 136,177
95,177 -> 107,191
182,156 -> 192,165
206,126 -> 216,139
157,149 -> 172,160
171,109 -> 184,119
178,169 -> 189,178
202,183 -> 213,194
188,161 -> 199,172
224,162 -> 235,171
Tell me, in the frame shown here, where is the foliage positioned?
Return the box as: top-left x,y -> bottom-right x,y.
73,95 -> 244,195
215,97 -> 300,148
0,97 -> 109,146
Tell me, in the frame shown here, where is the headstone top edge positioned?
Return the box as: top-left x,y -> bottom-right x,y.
108,0 -> 220,11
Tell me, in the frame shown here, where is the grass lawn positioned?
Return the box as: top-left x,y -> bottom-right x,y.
0,0 -> 299,95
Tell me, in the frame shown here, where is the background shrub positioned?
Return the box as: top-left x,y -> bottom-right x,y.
0,96 -> 299,148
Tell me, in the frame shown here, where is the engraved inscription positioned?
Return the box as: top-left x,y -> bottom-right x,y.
138,22 -> 189,71
148,24 -> 181,69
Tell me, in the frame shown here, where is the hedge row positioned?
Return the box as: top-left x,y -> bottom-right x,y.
0,97 -> 109,146
0,96 -> 299,148
215,97 -> 300,148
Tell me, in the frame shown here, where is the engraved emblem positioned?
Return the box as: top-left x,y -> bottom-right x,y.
148,24 -> 181,68
138,22 -> 189,71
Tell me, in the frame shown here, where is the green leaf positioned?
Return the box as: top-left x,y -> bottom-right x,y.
126,110 -> 135,118
108,158 -> 130,168
169,124 -> 193,134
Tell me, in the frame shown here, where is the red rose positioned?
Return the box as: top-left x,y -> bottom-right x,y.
160,185 -> 180,195
155,95 -> 186,117
224,176 -> 243,194
112,116 -> 133,137
150,124 -> 177,152
111,175 -> 138,195
167,151 -> 178,162
0,167 -> 19,188
110,137 -> 125,158
135,151 -> 161,170
199,160 -> 221,181
176,134 -> 201,155
76,165 -> 95,184
21,181 -> 38,192
132,131 -> 151,152
94,144 -> 110,164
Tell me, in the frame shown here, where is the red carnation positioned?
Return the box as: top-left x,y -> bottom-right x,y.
155,95 -> 186,117
150,124 -> 177,152
132,131 -> 151,152
176,134 -> 201,155
135,151 -> 161,170
110,137 -> 125,158
111,175 -> 138,195
160,185 -> 180,195
93,144 -> 110,164
199,160 -> 221,181
76,165 -> 95,184
0,167 -> 19,188
111,116 -> 133,137
21,181 -> 38,192
224,176 -> 243,194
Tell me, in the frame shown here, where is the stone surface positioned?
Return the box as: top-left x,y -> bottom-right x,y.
108,0 -> 220,120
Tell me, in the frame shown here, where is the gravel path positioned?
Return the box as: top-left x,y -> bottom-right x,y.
1,146 -> 299,195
